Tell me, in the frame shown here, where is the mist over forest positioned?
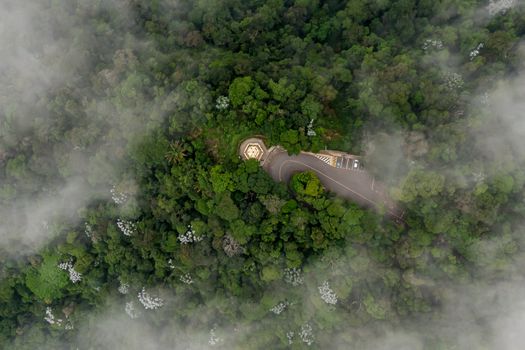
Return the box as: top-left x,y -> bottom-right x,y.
1,0 -> 525,349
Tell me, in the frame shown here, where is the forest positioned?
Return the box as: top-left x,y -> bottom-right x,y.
1,0 -> 525,349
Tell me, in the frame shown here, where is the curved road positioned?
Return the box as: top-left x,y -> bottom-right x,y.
262,148 -> 403,221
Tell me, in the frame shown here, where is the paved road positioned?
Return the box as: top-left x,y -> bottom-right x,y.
263,148 -> 403,220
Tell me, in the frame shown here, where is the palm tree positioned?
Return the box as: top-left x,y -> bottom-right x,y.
165,140 -> 187,165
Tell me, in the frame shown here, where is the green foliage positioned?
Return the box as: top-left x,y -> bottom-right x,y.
363,294 -> 387,320
291,171 -> 324,198
301,95 -> 323,120
2,1 -> 525,349
215,192 -> 239,221
5,155 -> 27,180
260,265 -> 281,282
394,168 -> 445,202
229,77 -> 256,108
268,78 -> 296,102
24,254 -> 69,303
210,165 -> 234,193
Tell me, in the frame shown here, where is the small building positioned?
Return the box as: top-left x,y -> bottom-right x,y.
239,138 -> 268,163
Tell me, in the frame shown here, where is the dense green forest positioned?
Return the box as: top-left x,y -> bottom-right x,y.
1,0 -> 525,349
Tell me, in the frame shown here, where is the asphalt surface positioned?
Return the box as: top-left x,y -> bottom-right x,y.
263,148 -> 403,220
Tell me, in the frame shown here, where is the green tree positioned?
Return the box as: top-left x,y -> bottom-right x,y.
25,254 -> 69,303
215,192 -> 239,221
229,76 -> 256,108
394,168 -> 445,202
291,171 -> 324,198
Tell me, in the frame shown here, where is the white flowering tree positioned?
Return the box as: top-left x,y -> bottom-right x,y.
167,258 -> 175,269
444,72 -> 464,91
178,224 -> 202,244
318,280 -> 338,305
306,119 -> 316,136
269,301 -> 289,315
137,287 -> 164,310
286,331 -> 295,345
215,96 -> 230,110
469,43 -> 484,60
422,38 -> 443,51
487,0 -> 515,16
110,184 -> 128,204
179,273 -> 193,285
118,281 -> 130,295
125,301 -> 141,319
44,307 -> 73,330
84,222 -> 93,238
58,260 -> 82,283
208,325 -> 223,346
44,307 -> 62,326
283,267 -> 304,286
117,219 -> 136,236
299,323 -> 314,346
